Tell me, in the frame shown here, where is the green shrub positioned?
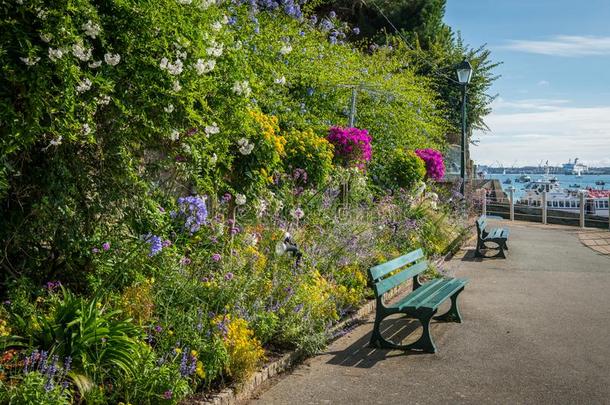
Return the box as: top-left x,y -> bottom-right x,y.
382,149 -> 426,190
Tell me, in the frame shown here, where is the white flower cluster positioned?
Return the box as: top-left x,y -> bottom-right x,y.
232,80 -> 251,97
199,0 -> 215,9
212,21 -> 223,32
172,80 -> 182,92
72,43 -> 92,62
76,78 -> 92,93
82,123 -> 92,135
20,57 -> 40,66
89,60 -> 102,69
164,104 -> 175,113
104,53 -> 121,66
177,0 -> 192,4
204,123 -> 220,137
82,20 -> 101,39
170,130 -> 180,141
206,40 -> 223,57
280,44 -> 293,55
274,76 -> 286,85
210,153 -> 218,166
235,193 -> 247,206
48,48 -> 63,61
237,138 -> 254,155
97,95 -> 111,105
160,57 -> 184,75
194,59 -> 216,75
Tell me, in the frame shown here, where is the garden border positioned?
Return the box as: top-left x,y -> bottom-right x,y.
185,230 -> 470,405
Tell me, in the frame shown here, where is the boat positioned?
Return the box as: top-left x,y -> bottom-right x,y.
503,179 -> 512,184
569,184 -> 580,188
596,180 -> 606,186
515,174 -> 531,183
562,158 -> 588,175
518,177 -> 609,217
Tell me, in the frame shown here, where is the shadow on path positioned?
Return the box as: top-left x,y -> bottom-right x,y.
325,318 -> 429,368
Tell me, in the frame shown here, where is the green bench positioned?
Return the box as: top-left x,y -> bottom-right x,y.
475,215 -> 509,258
368,248 -> 468,353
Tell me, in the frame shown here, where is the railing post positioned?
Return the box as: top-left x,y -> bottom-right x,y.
579,191 -> 585,228
481,189 -> 487,217
509,187 -> 515,221
542,192 -> 547,224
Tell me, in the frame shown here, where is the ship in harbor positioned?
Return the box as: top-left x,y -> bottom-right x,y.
562,158 -> 588,176
518,176 -> 609,217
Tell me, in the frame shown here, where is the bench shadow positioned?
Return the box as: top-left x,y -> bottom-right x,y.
324,317 -> 428,369
461,248 -> 506,261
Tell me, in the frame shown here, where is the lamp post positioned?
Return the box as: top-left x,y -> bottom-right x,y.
456,60 -> 473,195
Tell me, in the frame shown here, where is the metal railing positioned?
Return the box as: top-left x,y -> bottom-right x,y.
475,189 -> 610,230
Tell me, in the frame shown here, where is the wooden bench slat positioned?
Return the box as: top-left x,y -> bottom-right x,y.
399,278 -> 456,310
369,248 -> 424,281
373,260 -> 428,296
415,278 -> 469,310
391,278 -> 446,309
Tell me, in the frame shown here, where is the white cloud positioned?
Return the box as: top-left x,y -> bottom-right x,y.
502,35 -> 610,57
472,98 -> 610,167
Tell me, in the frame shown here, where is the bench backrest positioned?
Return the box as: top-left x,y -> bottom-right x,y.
368,248 -> 428,298
476,217 -> 488,239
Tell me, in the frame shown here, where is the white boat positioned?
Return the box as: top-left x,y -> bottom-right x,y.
518,177 -> 609,217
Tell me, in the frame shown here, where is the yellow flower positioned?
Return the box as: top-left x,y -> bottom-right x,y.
168,330 -> 174,336
174,347 -> 182,354
196,361 -> 206,379
191,350 -> 198,357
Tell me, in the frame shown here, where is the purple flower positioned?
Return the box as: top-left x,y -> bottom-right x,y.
92,247 -> 100,254
154,325 -> 163,333
158,206 -> 166,213
353,27 -> 360,35
145,234 -> 164,257
180,257 -> 192,266
162,239 -> 172,248
212,253 -> 221,262
224,272 -> 234,281
329,10 -> 337,18
163,390 -> 173,399
221,193 -> 232,203
102,242 -> 111,251
176,195 -> 208,234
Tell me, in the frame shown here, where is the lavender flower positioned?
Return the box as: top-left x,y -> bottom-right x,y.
175,195 -> 208,234
145,234 -> 164,257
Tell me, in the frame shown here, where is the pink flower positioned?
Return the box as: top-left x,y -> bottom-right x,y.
326,126 -> 372,169
102,242 -> 111,251
415,148 -> 445,181
212,253 -> 221,262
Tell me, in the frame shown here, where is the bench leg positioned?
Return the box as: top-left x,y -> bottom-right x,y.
433,287 -> 464,323
369,311 -> 385,349
475,240 -> 485,258
406,311 -> 437,353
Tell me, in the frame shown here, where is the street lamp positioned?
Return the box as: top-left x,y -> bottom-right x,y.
456,60 -> 473,195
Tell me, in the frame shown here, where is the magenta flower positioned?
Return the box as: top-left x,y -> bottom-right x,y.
224,272 -> 234,281
415,148 -> 445,181
326,126 -> 372,170
212,253 -> 221,262
163,390 -> 173,399
102,242 -> 111,251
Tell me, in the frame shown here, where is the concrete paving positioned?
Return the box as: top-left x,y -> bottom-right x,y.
249,221 -> 610,405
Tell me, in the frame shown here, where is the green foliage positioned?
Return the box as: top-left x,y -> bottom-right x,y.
0,372 -> 71,405
380,149 -> 426,190
9,288 -> 142,380
283,128 -> 334,187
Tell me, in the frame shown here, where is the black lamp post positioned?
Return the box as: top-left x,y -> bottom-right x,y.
456,60 -> 473,195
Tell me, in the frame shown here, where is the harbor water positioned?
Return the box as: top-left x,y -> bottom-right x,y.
485,174 -> 610,199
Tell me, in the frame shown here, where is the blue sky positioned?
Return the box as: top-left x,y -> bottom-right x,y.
444,0 -> 610,167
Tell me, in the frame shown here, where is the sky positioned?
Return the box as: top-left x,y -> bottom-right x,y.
444,0 -> 610,168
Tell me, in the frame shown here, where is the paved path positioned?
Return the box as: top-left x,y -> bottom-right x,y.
578,229 -> 610,255
250,221 -> 610,405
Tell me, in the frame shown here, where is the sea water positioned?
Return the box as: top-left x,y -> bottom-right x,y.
484,173 -> 610,199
